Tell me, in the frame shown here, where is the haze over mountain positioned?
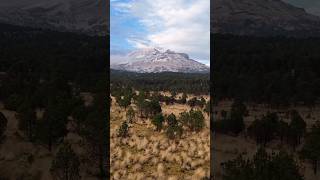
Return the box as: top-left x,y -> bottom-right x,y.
0,0 -> 107,35
111,48 -> 209,73
212,0 -> 320,37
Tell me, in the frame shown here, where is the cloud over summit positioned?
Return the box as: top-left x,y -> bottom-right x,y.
113,0 -> 210,64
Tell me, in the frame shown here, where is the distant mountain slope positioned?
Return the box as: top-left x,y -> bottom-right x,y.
0,0 -> 107,35
110,48 -> 209,73
212,0 -> 320,37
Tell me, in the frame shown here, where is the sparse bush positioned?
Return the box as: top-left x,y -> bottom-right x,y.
167,113 -> 177,127
180,110 -> 205,132
118,121 -> 129,138
166,113 -> 183,139
189,110 -> 205,132
247,112 -> 279,146
152,113 -> 164,131
166,124 -> 183,139
213,108 -> 245,135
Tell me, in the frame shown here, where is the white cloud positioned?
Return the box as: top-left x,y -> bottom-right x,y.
125,0 -> 210,64
127,38 -> 151,49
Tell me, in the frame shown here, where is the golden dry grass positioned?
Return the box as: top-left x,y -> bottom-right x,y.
110,94 -> 210,180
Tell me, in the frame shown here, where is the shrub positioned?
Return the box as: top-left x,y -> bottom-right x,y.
118,121 -> 129,138
152,113 -> 164,131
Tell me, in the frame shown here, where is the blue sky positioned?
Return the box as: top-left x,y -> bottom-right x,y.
110,0 -> 210,65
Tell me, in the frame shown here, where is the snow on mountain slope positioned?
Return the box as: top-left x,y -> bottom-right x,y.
111,48 -> 209,73
0,0 -> 107,35
212,0 -> 320,36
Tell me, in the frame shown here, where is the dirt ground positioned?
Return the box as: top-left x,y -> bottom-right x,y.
213,101 -> 320,180
110,94 -> 210,180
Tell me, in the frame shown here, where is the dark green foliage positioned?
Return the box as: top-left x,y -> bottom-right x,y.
148,99 -> 162,117
180,110 -> 205,132
166,113 -> 183,139
247,113 -> 279,146
0,112 -> 8,141
37,100 -> 68,151
166,123 -> 183,140
213,109 -> 245,135
50,142 -> 80,180
152,113 -> 164,131
180,93 -> 187,104
231,100 -> 249,117
277,119 -> 289,144
189,110 -> 205,131
118,121 -> 129,138
213,34 -> 320,106
288,110 -> 306,148
300,121 -> 320,174
126,106 -> 135,123
222,147 -> 303,180
117,95 -> 131,110
110,70 -> 209,95
167,113 -> 177,127
135,95 -> 162,119
17,101 -> 37,141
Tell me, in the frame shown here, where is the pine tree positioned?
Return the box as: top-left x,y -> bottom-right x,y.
118,121 -> 129,138
50,142 -> 80,180
126,106 -> 135,123
152,113 -> 164,131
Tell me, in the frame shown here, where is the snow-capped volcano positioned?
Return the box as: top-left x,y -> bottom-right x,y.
111,48 -> 209,73
0,0 -> 107,35
212,0 -> 320,37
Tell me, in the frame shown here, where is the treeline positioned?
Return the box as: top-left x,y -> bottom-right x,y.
111,85 -> 210,113
110,69 -> 210,95
213,34 -> 320,107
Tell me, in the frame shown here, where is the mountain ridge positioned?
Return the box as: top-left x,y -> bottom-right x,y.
212,0 -> 320,37
111,48 -> 209,73
0,0 -> 108,36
